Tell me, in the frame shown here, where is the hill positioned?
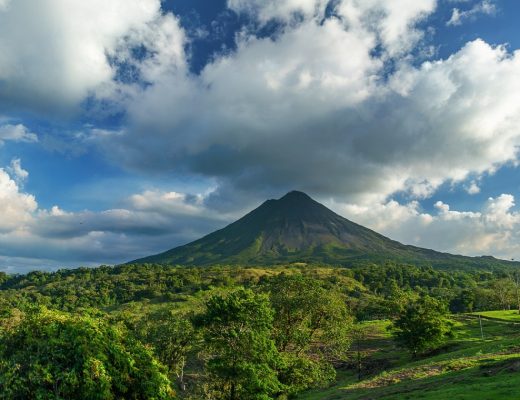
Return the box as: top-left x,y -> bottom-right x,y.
132,191 -> 519,269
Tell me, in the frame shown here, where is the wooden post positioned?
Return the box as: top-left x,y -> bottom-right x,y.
357,336 -> 361,381
479,314 -> 484,340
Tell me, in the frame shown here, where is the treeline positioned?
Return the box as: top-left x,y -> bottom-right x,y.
0,273 -> 353,399
1,263 -> 518,314
0,262 -> 519,398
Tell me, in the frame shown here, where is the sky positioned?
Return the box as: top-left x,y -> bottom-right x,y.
1,0 -> 520,272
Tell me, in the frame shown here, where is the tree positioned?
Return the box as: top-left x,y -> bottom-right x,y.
350,323 -> 379,381
146,310 -> 199,392
197,288 -> 281,400
508,271 -> 520,314
267,275 -> 352,355
491,279 -> 515,310
0,308 -> 175,399
266,274 -> 353,394
392,296 -> 453,357
449,288 -> 475,313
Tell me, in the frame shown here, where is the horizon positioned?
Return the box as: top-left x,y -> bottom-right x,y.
2,0 -> 520,272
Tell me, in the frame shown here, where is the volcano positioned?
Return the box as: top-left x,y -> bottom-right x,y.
131,191 -> 517,269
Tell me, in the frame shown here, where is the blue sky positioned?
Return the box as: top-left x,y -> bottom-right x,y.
1,0 -> 520,272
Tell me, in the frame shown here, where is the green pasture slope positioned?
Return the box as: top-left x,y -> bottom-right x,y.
470,310 -> 520,323
298,314 -> 520,400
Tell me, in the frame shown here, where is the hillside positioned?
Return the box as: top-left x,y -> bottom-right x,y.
132,191 -> 519,269
298,314 -> 520,400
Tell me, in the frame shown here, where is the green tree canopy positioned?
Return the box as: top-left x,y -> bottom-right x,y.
145,309 -> 199,393
197,288 -> 281,400
0,308 -> 174,399
392,296 -> 453,357
266,274 -> 353,394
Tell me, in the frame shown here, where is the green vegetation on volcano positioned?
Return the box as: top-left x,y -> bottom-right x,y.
132,191 -> 520,270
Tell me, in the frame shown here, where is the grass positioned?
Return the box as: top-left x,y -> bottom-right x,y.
470,310 -> 520,322
297,313 -> 520,400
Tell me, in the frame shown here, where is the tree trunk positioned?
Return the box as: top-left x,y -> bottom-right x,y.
178,357 -> 186,392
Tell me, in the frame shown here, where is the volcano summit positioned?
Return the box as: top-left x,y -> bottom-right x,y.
132,191 -> 517,269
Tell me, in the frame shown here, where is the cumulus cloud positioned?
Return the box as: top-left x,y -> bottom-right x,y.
336,0 -> 437,57
0,166 -> 37,232
228,0 -> 330,23
3,0 -> 517,208
0,124 -> 37,145
336,193 -> 520,259
465,180 -> 481,195
98,18 -> 520,206
447,0 -> 497,26
229,0 -> 436,57
0,0 -> 185,115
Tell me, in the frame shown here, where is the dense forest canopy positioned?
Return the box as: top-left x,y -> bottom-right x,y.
1,262 -> 520,398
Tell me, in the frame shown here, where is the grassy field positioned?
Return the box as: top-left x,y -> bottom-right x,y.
470,310 -> 520,322
297,314 -> 520,399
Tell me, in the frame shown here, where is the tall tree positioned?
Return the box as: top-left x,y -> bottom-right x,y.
266,274 -> 353,394
197,288 -> 281,400
146,310 -> 199,392
509,272 -> 520,314
491,279 -> 515,310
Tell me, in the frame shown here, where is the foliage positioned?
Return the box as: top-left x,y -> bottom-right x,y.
145,309 -> 199,392
0,308 -> 175,400
1,262 -> 520,398
491,279 -> 515,310
392,296 -> 453,357
196,288 -> 281,400
277,353 -> 335,397
265,274 -> 353,393
267,274 -> 352,354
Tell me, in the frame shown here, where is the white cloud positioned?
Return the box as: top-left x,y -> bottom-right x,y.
336,0 -> 437,57
465,180 -> 481,195
93,1 -> 439,204
229,0 -> 436,57
0,124 -> 37,145
336,194 -> 520,259
100,22 -> 520,205
3,0 -> 517,208
0,166 -> 37,232
0,0 -> 186,114
7,158 -> 28,183
447,0 -> 497,26
228,0 -> 330,23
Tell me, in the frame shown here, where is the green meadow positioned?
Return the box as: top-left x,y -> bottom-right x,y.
299,314 -> 520,399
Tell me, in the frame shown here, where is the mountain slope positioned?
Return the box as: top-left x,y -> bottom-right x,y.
131,191 -> 518,269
